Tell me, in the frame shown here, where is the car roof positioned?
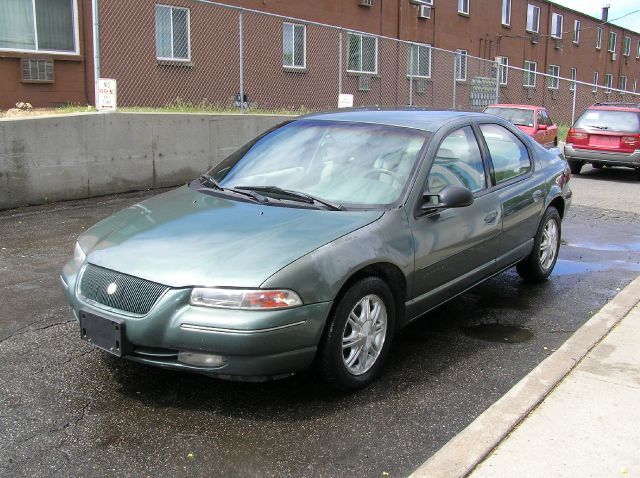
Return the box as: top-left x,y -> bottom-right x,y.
486,104 -> 544,110
298,108 -> 488,132
588,105 -> 640,113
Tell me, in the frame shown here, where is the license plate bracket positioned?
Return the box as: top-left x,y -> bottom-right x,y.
79,311 -> 127,357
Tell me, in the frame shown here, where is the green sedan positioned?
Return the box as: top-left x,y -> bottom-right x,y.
60,109 -> 572,390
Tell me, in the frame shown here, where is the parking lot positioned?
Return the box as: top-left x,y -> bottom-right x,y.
1,167 -> 639,478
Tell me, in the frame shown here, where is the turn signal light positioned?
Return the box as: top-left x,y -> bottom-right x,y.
190,288 -> 303,309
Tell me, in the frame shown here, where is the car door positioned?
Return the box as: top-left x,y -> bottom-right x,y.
478,123 -> 545,268
535,110 -> 547,145
407,125 -> 503,316
542,109 -> 557,146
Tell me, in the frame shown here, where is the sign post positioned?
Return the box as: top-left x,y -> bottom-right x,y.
96,78 -> 117,112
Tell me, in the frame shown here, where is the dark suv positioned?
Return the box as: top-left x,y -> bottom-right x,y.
564,102 -> 640,179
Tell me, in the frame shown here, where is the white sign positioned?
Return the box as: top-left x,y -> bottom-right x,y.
338,94 -> 354,109
97,78 -> 117,111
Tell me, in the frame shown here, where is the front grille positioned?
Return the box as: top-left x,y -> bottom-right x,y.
79,264 -> 169,315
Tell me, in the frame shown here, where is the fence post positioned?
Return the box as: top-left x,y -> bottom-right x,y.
239,11 -> 244,114
571,82 -> 577,125
452,53 -> 457,109
495,59 -> 500,104
408,44 -> 413,106
338,30 -> 343,97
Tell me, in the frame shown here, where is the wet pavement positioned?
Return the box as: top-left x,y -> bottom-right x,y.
1,190 -> 639,478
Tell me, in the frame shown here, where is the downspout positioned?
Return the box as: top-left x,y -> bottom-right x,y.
92,0 -> 100,107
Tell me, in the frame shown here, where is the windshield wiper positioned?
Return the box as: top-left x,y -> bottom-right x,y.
195,175 -> 269,203
585,124 -> 609,130
235,186 -> 344,211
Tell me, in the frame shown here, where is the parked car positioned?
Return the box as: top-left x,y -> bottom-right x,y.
564,102 -> 640,179
61,109 -> 572,390
484,104 -> 559,148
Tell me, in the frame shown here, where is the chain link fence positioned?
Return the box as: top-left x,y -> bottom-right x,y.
98,0 -> 640,125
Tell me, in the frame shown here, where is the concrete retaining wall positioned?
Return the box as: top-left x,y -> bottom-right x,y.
0,112 -> 291,210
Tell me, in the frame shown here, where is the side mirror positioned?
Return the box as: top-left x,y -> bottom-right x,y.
419,185 -> 474,214
538,124 -> 548,131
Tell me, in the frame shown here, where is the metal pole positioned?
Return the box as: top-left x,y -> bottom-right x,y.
92,0 -> 100,107
495,60 -> 501,104
239,11 -> 244,114
408,44 -> 413,106
338,31 -> 343,97
452,53 -> 457,110
571,82 -> 577,125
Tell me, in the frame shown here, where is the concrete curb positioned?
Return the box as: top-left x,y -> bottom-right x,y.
408,273 -> 640,478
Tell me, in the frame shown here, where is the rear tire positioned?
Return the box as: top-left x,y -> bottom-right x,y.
318,277 -> 395,391
568,160 -> 583,175
517,207 -> 561,283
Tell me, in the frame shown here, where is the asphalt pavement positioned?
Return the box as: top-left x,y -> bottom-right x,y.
1,168 -> 639,477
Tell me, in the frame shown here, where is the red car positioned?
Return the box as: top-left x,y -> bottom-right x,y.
484,104 -> 558,148
564,102 -> 640,179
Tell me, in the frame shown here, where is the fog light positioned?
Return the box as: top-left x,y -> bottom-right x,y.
178,351 -> 227,368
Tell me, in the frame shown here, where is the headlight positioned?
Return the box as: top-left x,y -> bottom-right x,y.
190,288 -> 303,309
73,241 -> 86,266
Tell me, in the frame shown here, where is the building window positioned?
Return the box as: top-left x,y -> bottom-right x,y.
458,0 -> 469,15
155,5 -> 190,61
408,43 -> 431,78
637,40 -> 640,59
573,20 -> 580,44
634,79 -> 638,93
619,76 -> 627,93
496,56 -> 508,85
0,0 -> 78,54
596,27 -> 603,50
592,72 -> 599,92
502,0 -> 511,26
608,31 -> 617,53
604,73 -> 613,93
282,23 -> 306,68
547,65 -> 559,89
524,60 -> 536,87
347,32 -> 378,74
623,36 -> 631,57
569,67 -> 577,91
455,49 -> 467,81
551,13 -> 563,39
526,4 -> 540,33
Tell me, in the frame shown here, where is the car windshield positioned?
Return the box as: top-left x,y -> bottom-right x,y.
574,109 -> 640,133
208,120 -> 430,208
484,107 -> 535,128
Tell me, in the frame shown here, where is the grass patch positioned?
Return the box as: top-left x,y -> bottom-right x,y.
557,122 -> 571,142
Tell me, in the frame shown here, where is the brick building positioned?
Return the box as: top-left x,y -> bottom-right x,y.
1,0 -> 639,112
0,0 -> 95,110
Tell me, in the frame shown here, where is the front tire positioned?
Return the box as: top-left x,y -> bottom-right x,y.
318,277 -> 395,391
517,207 -> 561,283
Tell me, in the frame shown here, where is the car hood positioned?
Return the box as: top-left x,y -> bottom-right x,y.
81,186 -> 383,288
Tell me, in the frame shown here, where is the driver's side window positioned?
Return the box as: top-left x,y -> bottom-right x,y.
427,126 -> 487,194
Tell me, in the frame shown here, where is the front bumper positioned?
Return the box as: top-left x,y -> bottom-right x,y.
61,261 -> 331,379
564,144 -> 640,168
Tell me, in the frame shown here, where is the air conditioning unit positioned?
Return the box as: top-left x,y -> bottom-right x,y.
359,0 -> 373,6
555,39 -> 563,49
611,52 -> 618,61
418,5 -> 431,18
358,75 -> 372,91
416,78 -> 428,94
530,33 -> 540,44
21,58 -> 54,82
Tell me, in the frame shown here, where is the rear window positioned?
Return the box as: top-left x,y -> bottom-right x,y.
574,109 -> 640,134
484,107 -> 535,128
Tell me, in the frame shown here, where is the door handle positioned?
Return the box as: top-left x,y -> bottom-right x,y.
484,210 -> 499,224
533,190 -> 544,202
